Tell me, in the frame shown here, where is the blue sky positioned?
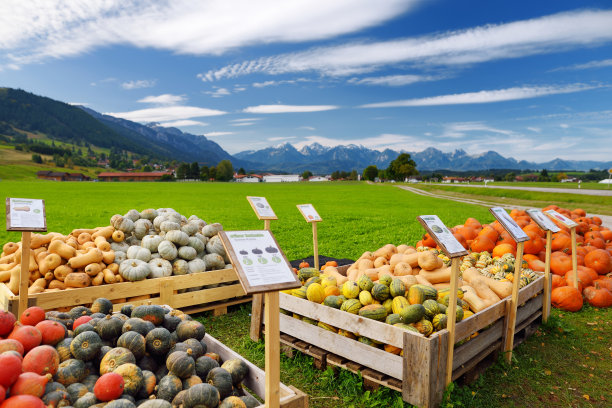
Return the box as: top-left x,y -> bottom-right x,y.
1,0 -> 611,161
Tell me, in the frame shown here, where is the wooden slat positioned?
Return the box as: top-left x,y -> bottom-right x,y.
454,299 -> 506,342
517,276 -> 544,305
403,330 -> 447,408
279,313 -> 403,379
515,294 -> 543,327
280,292 -> 409,348
452,341 -> 501,381
452,320 -> 504,371
171,283 -> 245,308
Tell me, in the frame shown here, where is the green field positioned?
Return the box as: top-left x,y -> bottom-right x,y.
438,181 -> 611,190
1,180 -> 609,407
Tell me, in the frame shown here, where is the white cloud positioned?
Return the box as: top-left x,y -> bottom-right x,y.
205,87 -> 231,98
138,94 -> 185,105
231,118 -> 261,123
268,136 -> 296,141
360,84 -> 596,108
293,134 -> 421,151
68,102 -> 89,106
527,127 -> 541,133
158,120 -> 208,127
206,131 -> 234,137
231,122 -> 257,127
560,123 -> 570,128
251,78 -> 311,87
0,0 -> 416,69
298,126 -> 316,131
105,106 -> 227,122
243,104 -> 339,113
439,122 -> 516,139
122,79 -> 156,90
200,10 -> 612,80
552,58 -> 612,71
348,74 -> 437,86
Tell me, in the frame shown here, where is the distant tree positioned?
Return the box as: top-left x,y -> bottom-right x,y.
538,169 -> 550,182
238,167 -> 246,175
142,164 -> 153,172
215,160 -> 234,181
331,171 -> 340,180
556,172 -> 568,182
188,162 -> 200,179
176,163 -> 189,179
31,154 -> 42,164
65,157 -> 74,169
386,153 -> 418,181
504,172 -> 516,182
53,154 -> 64,168
200,166 -> 210,181
349,170 -> 358,180
209,166 -> 216,180
363,165 -> 378,181
432,172 -> 443,182
302,170 -> 313,179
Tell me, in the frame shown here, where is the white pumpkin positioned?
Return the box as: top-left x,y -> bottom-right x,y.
114,251 -> 127,264
140,208 -> 158,220
153,215 -> 167,231
206,235 -> 226,257
165,230 -> 189,246
202,223 -> 223,238
172,259 -> 189,275
148,258 -> 172,278
188,237 -> 205,254
126,245 -> 151,262
193,233 -> 209,247
180,222 -> 199,236
141,235 -> 163,253
178,246 -> 197,261
204,253 -> 225,270
119,259 -> 151,281
133,219 -> 152,240
124,209 -> 141,222
188,258 -> 207,274
125,236 -> 141,246
110,241 -> 129,253
158,240 -> 178,261
150,252 -> 161,260
160,221 -> 180,232
112,216 -> 135,233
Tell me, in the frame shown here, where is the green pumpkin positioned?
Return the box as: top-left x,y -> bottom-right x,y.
45,381 -> 66,395
68,306 -> 92,321
146,327 -> 173,356
340,298 -> 362,314
90,298 -> 113,315
432,314 -> 448,331
42,390 -> 71,408
120,304 -> 133,317
389,279 -> 406,298
240,395 -> 261,408
412,319 -> 434,337
114,363 -> 143,396
157,374 -> 183,402
385,313 -> 402,325
221,359 -> 249,385
66,382 -> 88,403
137,370 -> 157,399
171,390 -> 188,407
357,274 -> 374,292
182,375 -> 202,390
96,315 -> 123,340
55,337 -> 73,362
162,311 -> 183,332
99,347 -> 136,374
358,304 -> 387,321
323,295 -> 344,309
422,299 -> 441,320
122,317 -> 155,336
183,339 -> 205,359
104,399 -> 137,408
220,396 -> 248,408
393,323 -> 420,333
166,350 -> 195,379
399,304 -> 426,324
371,283 -> 390,302
206,367 -> 233,400
446,306 -> 464,323
378,274 -> 393,287
73,392 -> 97,408
117,331 -> 146,360
183,383 -> 220,408
74,324 -> 96,336
81,374 -> 99,391
131,305 -> 165,326
54,358 -> 87,386
70,331 -> 102,361
137,400 -> 171,408
297,267 -> 319,284
176,320 -> 206,341
195,356 -> 219,381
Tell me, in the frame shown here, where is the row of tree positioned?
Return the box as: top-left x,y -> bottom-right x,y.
362,153 -> 419,181
174,160 -> 234,181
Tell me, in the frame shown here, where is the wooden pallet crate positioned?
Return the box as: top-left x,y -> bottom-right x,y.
0,268 -> 251,315
204,333 -> 308,408
278,275 -> 544,408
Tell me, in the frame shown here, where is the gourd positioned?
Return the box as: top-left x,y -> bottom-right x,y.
187,237 -> 205,254
117,331 -> 146,360
148,259 -> 172,278
157,374 -> 183,402
132,305 -> 166,326
113,363 -> 143,396
172,259 -> 190,275
201,223 -> 223,238
99,347 -> 136,374
66,383 -> 88,402
93,372 -> 124,401
176,321 -> 206,341
145,327 -> 173,356
205,367 -> 233,400
64,272 -> 91,288
119,259 -> 151,281
422,299 -> 440,319
195,356 -> 219,380
340,298 -> 362,314
419,267 -> 452,284
188,258 -> 207,274
432,314 -> 448,331
133,219 -> 152,240
54,358 -> 86,386
90,298 -> 113,315
70,331 -> 102,361
220,359 -> 249,385
95,316 -> 123,340
371,283 -> 390,301
178,246 -> 197,261
391,296 -> 409,314
137,370 -> 157,399
166,350 -> 195,379
206,236 -> 226,257
399,304 -> 425,324
417,251 -> 443,271
181,222 -> 199,236
460,286 -> 488,313
22,345 -> 60,375
158,241 -> 178,261
166,230 -> 190,247
160,221 -> 181,233
389,279 -> 406,298
141,235 -> 163,253
203,253 -> 224,270
140,209 -> 158,220
358,304 -> 387,321
126,246 -> 152,262
122,318 -> 154,336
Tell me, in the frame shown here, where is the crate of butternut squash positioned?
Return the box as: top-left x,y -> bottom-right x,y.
0,208 -> 249,315
278,243 -> 544,408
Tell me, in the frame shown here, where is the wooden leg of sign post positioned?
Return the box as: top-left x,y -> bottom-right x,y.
445,257 -> 460,385
504,241 -> 524,364
249,220 -> 271,342
18,231 -> 32,318
570,227 -> 578,290
543,230 -> 552,323
264,291 -> 280,408
312,222 -> 319,271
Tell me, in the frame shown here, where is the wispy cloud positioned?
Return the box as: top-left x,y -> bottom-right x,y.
90,77 -> 117,86
527,127 -> 541,133
205,87 -> 231,98
439,122 -> 516,139
106,106 -> 226,122
199,10 -> 612,80
0,0 -> 417,69
243,104 -> 339,113
231,118 -> 261,123
138,94 -> 185,105
268,136 -> 296,141
206,131 -> 234,137
230,122 -> 257,127
360,84 -> 597,108
551,58 -> 612,71
293,134 -> 419,151
298,126 -> 316,131
251,78 -> 311,88
122,79 -> 156,90
348,74 -> 438,86
158,120 -> 208,127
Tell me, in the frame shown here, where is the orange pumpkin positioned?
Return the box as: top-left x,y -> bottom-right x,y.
551,275 -> 566,290
469,235 -> 495,253
584,249 -> 611,275
550,253 -> 572,276
565,267 -> 594,288
527,258 -> 545,272
464,217 -> 482,230
564,273 -> 583,293
477,226 -> 499,243
551,232 -> 571,252
593,277 -> 612,292
421,233 -> 436,248
298,261 -> 310,269
591,216 -> 602,226
583,283 -> 612,308
497,233 -> 517,249
492,243 -> 515,258
456,226 -> 478,241
599,229 -> 612,242
551,286 -> 583,312
523,232 -> 544,255
453,233 -> 468,249
523,223 -> 545,238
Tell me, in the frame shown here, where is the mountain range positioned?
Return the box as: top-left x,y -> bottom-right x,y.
1,87 -> 610,173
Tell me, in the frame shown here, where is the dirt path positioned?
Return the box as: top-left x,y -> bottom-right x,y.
397,185 -> 612,228
427,183 -> 612,196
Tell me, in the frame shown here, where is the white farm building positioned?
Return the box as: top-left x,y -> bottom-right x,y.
263,174 -> 301,182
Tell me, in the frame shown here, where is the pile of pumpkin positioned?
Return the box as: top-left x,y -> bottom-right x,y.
0,299 -> 261,408
417,206 -> 612,312
0,207 -> 230,296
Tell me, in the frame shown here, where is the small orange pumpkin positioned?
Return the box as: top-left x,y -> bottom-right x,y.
551,286 -> 583,312
583,283 -> 612,308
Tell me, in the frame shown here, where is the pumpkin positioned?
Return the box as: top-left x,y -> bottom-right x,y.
551,286 -> 583,312
66,382 -> 88,402
119,259 -> 151,281
206,235 -> 226,257
126,246 -> 152,262
202,223 -> 223,238
99,347 -> 136,374
42,389 -> 70,408
8,324 -> 42,353
220,359 -> 249,385
166,350 -> 195,379
54,338 -> 73,362
73,391 -> 98,408
148,258 -> 173,279
371,283 -> 390,301
117,331 -> 146,360
132,305 -> 166,326
220,396 -> 247,408
593,277 -> 612,292
35,320 -> 66,346
157,374 -> 183,402
412,319 -> 434,337
240,395 -> 260,408
340,298 -> 362,314
146,327 -> 173,356
113,363 -> 143,396
183,382 -> 219,408
182,375 -> 202,390
158,240 -> 178,261
0,352 -> 22,388
70,331 -> 102,361
96,316 -> 123,340
399,304 -> 426,324
162,312 -> 183,333
21,307 -> 46,326
81,374 -> 99,391
551,275 -> 566,290
176,321 -> 206,341
204,253 -> 225,270
0,395 -> 46,408
93,372 -> 124,401
172,259 -> 190,275
0,310 -> 17,337
22,345 -> 60,376
583,283 -> 612,308
195,356 -> 219,380
138,355 -> 158,373
205,368 -> 233,400
54,359 -> 86,386
584,249 -> 611,275
105,398 -> 138,408
188,258 -> 207,274
137,370 -> 157,399
183,339 -> 204,359
432,314 -> 448,331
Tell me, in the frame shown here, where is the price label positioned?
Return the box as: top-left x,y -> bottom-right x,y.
218,230 -> 300,294
417,215 -> 468,258
297,204 -> 322,222
489,207 -> 529,242
246,196 -> 277,220
526,209 -> 560,232
544,209 -> 578,229
6,198 -> 47,231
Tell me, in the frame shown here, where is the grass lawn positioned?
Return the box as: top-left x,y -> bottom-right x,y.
444,181 -> 611,191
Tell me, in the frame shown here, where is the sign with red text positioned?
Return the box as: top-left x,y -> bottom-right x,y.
297,204 -> 322,222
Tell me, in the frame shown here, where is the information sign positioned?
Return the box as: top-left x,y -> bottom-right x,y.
6,198 -> 47,231
544,209 -> 578,228
296,204 -> 322,222
417,215 -> 468,258
489,207 -> 529,242
526,209 -> 560,232
246,196 -> 278,220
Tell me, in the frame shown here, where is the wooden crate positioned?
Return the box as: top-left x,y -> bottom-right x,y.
0,268 -> 251,315
278,275 -> 544,408
204,334 -> 308,408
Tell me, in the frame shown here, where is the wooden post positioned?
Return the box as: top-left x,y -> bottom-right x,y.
250,219 -> 272,342
18,231 -> 32,317
543,230 -> 552,323
570,227 -> 578,290
445,257 -> 460,385
312,222 -> 319,271
503,241 -> 524,363
264,291 -> 280,408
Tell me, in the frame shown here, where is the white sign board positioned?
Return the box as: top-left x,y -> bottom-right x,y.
6,198 -> 47,231
544,209 -> 578,228
219,230 -> 300,294
246,196 -> 277,220
489,207 -> 529,242
527,209 -> 561,233
297,204 -> 322,222
417,215 -> 468,257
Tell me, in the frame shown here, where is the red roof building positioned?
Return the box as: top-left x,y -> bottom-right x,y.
97,171 -> 173,182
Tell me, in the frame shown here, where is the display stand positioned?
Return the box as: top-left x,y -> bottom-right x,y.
544,209 -> 579,290
416,215 -> 468,385
5,198 -> 47,317
296,204 -> 322,270
489,207 -> 530,364
219,230 -> 301,408
246,197 -> 278,342
526,209 -> 560,323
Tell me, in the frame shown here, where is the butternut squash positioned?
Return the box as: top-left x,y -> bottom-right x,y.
392,262 -> 412,276
375,265 -> 393,280
0,269 -> 11,282
30,233 -> 53,249
80,241 -> 96,250
91,226 -> 114,240
2,242 -> 19,255
14,249 -> 38,272
460,285 -> 489,313
107,263 -> 119,274
462,268 -> 512,299
0,253 -> 16,265
35,250 -> 49,264
48,280 -> 66,290
390,253 -> 416,270
418,266 -> 451,284
28,278 -> 47,294
92,272 -> 104,286
363,268 -> 381,281
7,264 -> 21,294
0,262 -> 17,272
396,244 -> 410,254
64,272 -> 91,288
84,263 -> 102,277
39,253 -> 62,275
65,236 -> 79,249
94,236 -> 111,251
68,248 -> 103,269
468,276 -> 500,305
415,274 -> 434,287
357,251 -> 374,261
403,252 -> 419,268
54,265 -> 73,281
71,228 -> 97,237
103,269 -> 116,284
322,266 -> 347,285
357,258 -> 375,271
373,256 -> 388,268
403,246 -> 417,255
373,244 -> 396,260
396,274 -> 417,288
48,239 -> 76,260
417,251 -> 443,271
